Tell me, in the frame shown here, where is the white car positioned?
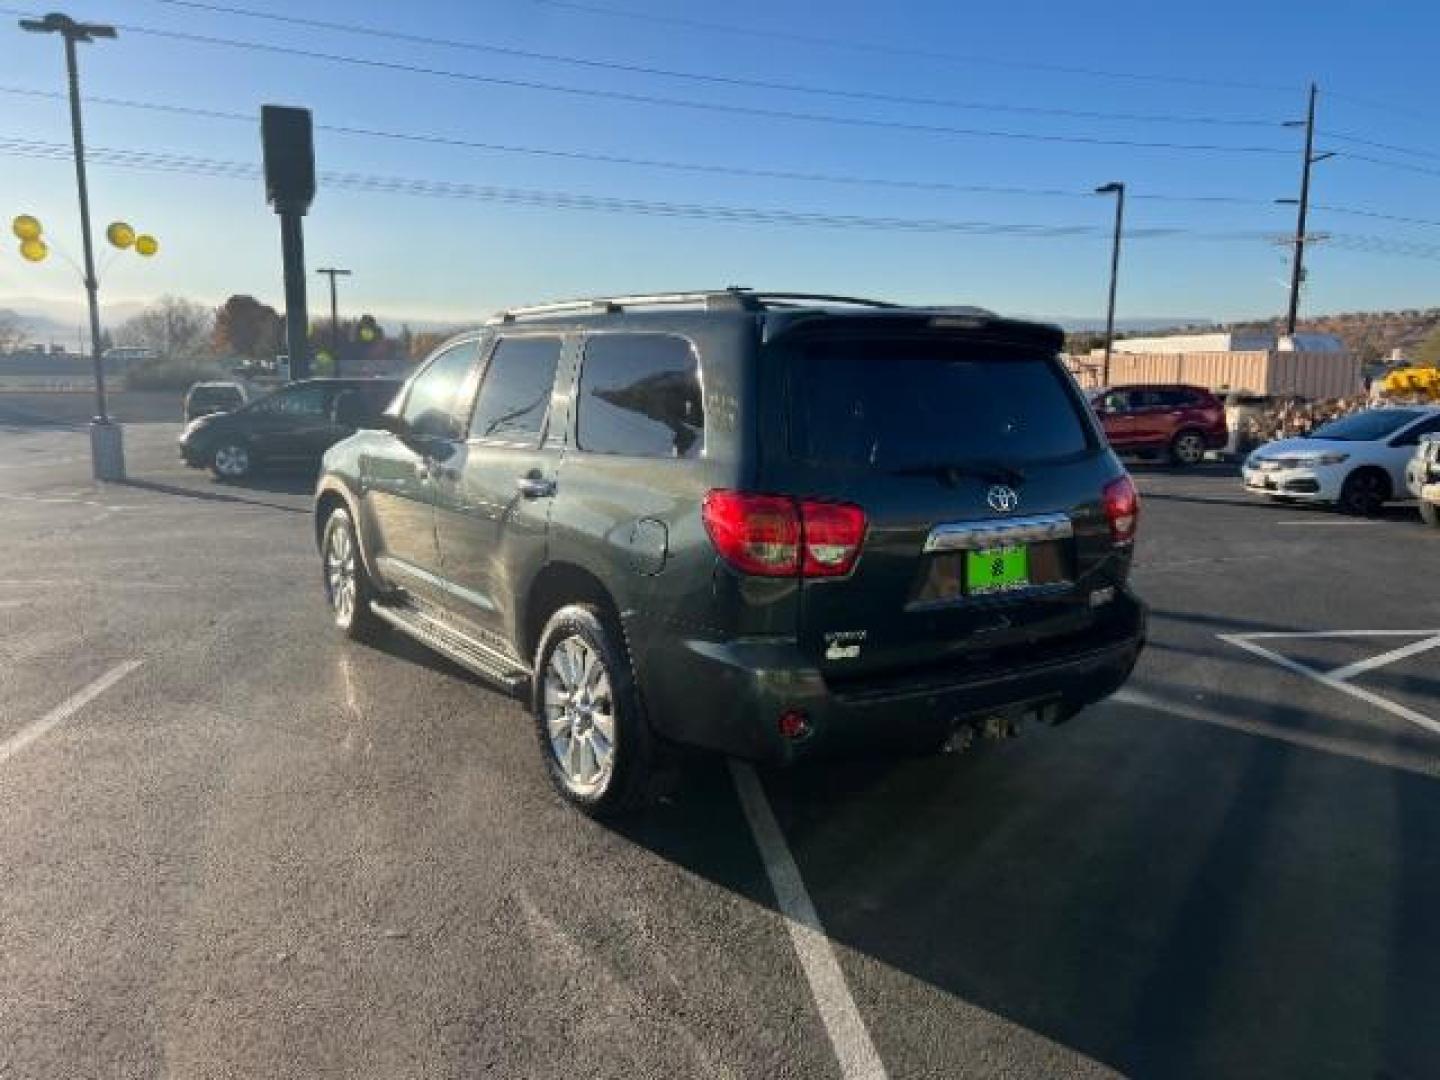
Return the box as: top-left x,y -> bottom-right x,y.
1243,406 -> 1440,515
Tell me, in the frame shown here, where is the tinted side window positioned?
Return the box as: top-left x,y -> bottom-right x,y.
361,382 -> 400,414
257,385 -> 329,417
578,334 -> 703,458
1395,415 -> 1440,445
1133,389 -> 1167,409
469,337 -> 562,443
402,343 -> 479,437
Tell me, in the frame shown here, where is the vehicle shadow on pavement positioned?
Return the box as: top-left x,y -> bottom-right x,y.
118,476 -> 312,515
640,703 -> 1440,1078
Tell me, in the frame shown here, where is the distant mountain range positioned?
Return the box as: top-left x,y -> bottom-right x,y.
0,295 -> 467,350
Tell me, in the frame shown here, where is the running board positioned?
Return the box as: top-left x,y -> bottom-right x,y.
370,599 -> 531,695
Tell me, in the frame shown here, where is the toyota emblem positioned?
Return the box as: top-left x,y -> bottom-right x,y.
987,484 -> 1019,513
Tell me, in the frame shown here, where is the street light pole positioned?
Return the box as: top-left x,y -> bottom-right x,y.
316,267 -> 350,376
1095,181 -> 1126,388
20,12 -> 123,479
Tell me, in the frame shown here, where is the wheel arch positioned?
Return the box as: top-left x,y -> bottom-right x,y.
314,480 -> 384,586
1345,463 -> 1393,499
522,560 -> 626,666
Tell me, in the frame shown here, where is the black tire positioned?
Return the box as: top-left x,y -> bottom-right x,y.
210,441 -> 252,481
1169,429 -> 1207,467
1421,500 -> 1440,528
532,604 -> 657,818
320,507 -> 383,641
1337,468 -> 1390,517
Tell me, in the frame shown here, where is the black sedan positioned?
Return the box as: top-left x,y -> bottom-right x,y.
179,377 -> 402,480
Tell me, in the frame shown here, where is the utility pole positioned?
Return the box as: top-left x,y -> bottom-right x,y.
316,267 -> 351,377
20,12 -> 124,480
1095,181 -> 1125,387
1280,83 -> 1334,337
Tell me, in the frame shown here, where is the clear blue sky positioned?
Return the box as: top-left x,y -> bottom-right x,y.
3,0 -> 1438,328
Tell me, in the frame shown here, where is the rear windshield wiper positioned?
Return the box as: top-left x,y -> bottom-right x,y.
890,460 -> 1027,486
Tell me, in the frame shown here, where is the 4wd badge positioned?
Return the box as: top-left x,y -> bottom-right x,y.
824,630 -> 867,661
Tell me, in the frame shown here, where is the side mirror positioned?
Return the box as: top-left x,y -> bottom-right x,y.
375,411 -> 407,436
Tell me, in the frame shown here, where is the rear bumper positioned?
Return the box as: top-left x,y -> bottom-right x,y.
634,594 -> 1146,764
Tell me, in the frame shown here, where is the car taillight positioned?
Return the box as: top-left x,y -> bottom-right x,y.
702,491 -> 866,578
799,500 -> 867,577
1103,475 -> 1139,546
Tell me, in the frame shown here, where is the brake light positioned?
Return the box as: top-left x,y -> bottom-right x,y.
702,491 -> 866,578
799,500 -> 867,576
1103,475 -> 1139,546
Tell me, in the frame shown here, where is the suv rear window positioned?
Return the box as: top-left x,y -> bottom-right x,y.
784,340 -> 1092,468
189,387 -> 242,410
578,333 -> 703,458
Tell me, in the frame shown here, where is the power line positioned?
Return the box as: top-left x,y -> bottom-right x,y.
0,136 -> 1190,236
8,136 -> 1440,260
1323,89 -> 1440,128
1334,151 -> 1440,180
1321,130 -> 1440,162
525,0 -> 1299,94
0,8 -> 1296,157
0,84 -> 1268,205
140,0 -> 1283,129
9,84 -> 1437,229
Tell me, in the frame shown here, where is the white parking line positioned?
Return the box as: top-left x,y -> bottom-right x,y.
729,761 -> 889,1080
1220,633 -> 1440,737
1274,519 -> 1376,526
1113,687 -> 1440,779
1328,635 -> 1440,683
0,660 -> 143,766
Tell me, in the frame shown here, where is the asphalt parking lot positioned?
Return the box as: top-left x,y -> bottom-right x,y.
2,417 -> 1439,1079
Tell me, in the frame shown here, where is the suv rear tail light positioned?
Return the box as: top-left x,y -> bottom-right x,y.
799,500 -> 867,577
702,491 -> 866,578
1103,475 -> 1139,546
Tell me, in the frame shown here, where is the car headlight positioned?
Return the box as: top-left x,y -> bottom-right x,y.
1292,452 -> 1349,466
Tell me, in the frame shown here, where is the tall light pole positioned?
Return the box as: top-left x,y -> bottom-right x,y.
20,12 -> 124,479
316,266 -> 350,376
1279,83 -> 1334,338
1095,181 -> 1125,388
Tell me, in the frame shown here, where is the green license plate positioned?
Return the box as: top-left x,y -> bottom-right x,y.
966,545 -> 1030,595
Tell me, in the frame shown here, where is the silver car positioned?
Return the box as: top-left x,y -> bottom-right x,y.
1406,432 -> 1440,527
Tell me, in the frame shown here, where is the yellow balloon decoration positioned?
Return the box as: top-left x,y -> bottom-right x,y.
20,238 -> 49,262
106,221 -> 136,249
134,234 -> 159,257
12,215 -> 42,241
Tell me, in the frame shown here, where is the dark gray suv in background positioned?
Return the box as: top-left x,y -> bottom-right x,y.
314,289 -> 1146,816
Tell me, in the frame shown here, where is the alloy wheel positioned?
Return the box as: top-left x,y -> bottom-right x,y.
1173,433 -> 1205,465
324,521 -> 357,625
213,444 -> 249,478
542,635 -> 616,796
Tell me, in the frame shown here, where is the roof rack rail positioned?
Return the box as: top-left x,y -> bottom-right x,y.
492,289 -> 747,323
489,287 -> 986,323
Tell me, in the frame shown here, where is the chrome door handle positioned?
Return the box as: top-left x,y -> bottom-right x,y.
516,475 -> 556,499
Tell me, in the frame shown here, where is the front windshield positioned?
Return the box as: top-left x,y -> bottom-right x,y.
1308,409 -> 1424,441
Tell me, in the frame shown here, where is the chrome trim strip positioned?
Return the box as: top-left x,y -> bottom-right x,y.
922,512 -> 1074,553
376,555 -> 497,612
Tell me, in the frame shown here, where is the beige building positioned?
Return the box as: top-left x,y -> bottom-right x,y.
1068,347 -> 1361,399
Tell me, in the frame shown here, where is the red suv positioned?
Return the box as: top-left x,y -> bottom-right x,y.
1090,384 -> 1228,466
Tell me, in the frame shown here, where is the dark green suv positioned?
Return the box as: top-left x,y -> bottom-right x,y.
314,290 -> 1145,816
